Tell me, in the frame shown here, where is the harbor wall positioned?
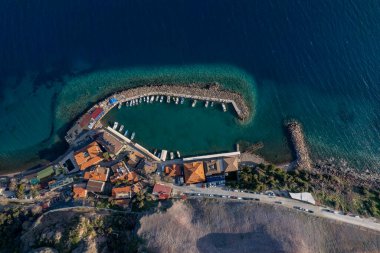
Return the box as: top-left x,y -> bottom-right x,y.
286,120 -> 312,170
66,84 -> 250,144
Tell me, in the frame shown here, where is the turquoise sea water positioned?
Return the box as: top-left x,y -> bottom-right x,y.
0,1 -> 380,173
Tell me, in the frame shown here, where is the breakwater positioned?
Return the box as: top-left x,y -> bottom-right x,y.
286,120 -> 312,170
65,83 -> 250,144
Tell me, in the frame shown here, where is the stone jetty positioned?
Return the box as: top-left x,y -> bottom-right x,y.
65,83 -> 250,144
286,120 -> 312,170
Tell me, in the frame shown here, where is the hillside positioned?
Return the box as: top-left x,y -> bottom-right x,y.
138,199 -> 380,253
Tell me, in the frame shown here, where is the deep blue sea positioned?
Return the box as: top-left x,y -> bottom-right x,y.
1,0 -> 380,173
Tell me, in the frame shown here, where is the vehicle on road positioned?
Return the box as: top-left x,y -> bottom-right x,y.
274,201 -> 283,204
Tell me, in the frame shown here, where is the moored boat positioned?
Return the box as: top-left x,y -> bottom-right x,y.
167,96 -> 171,103
131,132 -> 135,140
170,152 -> 174,160
180,97 -> 184,104
222,103 -> 227,112
205,101 -> 209,108
160,96 -> 164,103
211,101 -> 214,107
124,130 -> 129,136
192,100 -> 197,107
119,125 -> 124,132
156,96 -> 159,102
176,151 -> 181,158
118,103 -> 122,109
113,122 -> 118,130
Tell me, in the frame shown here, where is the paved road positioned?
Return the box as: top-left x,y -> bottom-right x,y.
169,184 -> 380,233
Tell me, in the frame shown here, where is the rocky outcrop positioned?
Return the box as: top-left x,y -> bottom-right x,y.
286,120 -> 311,170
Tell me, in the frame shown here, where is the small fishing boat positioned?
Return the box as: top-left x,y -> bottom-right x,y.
156,96 -> 159,102
131,132 -> 135,140
175,97 -> 179,104
167,96 -> 171,103
211,101 -> 214,107
119,125 -> 124,132
160,96 -> 164,103
112,122 -> 118,130
150,96 -> 154,103
170,152 -> 174,160
125,101 -> 129,107
176,151 -> 181,158
153,149 -> 158,156
180,97 -> 184,104
192,100 -> 197,107
205,101 -> 209,108
118,103 -> 122,109
143,96 -> 146,102
139,97 -> 142,103
222,103 -> 227,112
124,130 -> 129,136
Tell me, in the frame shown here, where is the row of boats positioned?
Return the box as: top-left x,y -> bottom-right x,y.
112,121 -> 180,160
117,95 -> 227,112
152,149 -> 181,161
112,122 -> 135,140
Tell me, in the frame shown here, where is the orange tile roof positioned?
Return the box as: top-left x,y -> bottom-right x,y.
84,166 -> 109,182
74,141 -> 104,170
112,186 -> 132,198
73,186 -> 87,199
127,171 -> 139,183
184,161 -> 206,184
164,164 -> 181,177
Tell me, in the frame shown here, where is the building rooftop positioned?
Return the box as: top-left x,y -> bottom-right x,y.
127,151 -> 145,168
84,166 -> 109,182
164,164 -> 181,177
222,157 -> 239,173
86,179 -> 105,193
74,141 -> 104,171
73,185 -> 88,199
97,131 -> 125,155
204,160 -> 223,176
110,161 -> 129,183
184,161 -> 206,184
152,183 -> 172,199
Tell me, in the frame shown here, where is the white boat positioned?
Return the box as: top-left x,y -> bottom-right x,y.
211,101 -> 214,107
139,97 -> 142,103
118,103 -> 122,109
176,151 -> 181,158
192,100 -> 197,107
131,132 -> 135,140
180,97 -> 184,104
160,96 -> 164,103
125,101 -> 129,107
205,101 -> 209,108
143,97 -> 146,102
170,152 -> 174,160
222,103 -> 227,112
112,122 -> 118,130
153,149 -> 157,156
135,99 -> 139,105
160,150 -> 167,161
119,125 -> 124,132
175,97 -> 179,104
150,96 -> 154,103
124,130 -> 129,136
155,96 -> 159,102
167,96 -> 171,103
